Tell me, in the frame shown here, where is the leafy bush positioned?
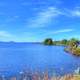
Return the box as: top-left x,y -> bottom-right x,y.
43,38 -> 53,45
72,47 -> 80,56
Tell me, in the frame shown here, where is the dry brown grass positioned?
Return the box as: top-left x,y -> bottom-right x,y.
51,75 -> 80,80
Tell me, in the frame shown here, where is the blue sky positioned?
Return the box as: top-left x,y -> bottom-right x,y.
0,0 -> 80,42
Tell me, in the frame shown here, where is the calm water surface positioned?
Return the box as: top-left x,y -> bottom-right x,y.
0,43 -> 80,76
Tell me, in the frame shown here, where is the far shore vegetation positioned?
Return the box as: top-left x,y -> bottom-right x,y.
43,38 -> 80,56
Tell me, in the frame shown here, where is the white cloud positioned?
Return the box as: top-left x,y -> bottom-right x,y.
0,31 -> 12,37
21,1 -> 48,6
13,16 -> 19,18
26,6 -> 80,29
5,16 -> 19,22
0,31 -> 21,42
27,7 -> 61,28
21,0 -> 62,6
71,10 -> 80,17
46,29 -> 74,35
62,7 -> 80,17
21,1 -> 46,6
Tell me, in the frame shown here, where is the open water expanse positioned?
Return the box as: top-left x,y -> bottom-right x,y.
0,42 -> 80,76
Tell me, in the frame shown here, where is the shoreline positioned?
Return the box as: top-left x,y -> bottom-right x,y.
0,71 -> 80,80
43,38 -> 80,56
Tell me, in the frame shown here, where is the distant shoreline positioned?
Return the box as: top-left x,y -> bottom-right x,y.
43,38 -> 80,56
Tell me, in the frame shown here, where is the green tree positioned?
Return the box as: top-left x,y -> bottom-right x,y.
43,38 -> 53,45
61,39 -> 68,45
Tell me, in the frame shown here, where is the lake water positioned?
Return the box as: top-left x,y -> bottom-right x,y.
0,42 -> 80,76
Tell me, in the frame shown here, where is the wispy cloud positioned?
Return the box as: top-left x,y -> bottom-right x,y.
46,29 -> 75,35
61,7 -> 80,17
5,16 -> 20,22
27,7 -> 61,28
70,10 -> 80,17
26,6 -> 80,29
21,0 -> 62,6
0,31 -> 12,37
0,31 -> 20,42
21,1 -> 48,6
